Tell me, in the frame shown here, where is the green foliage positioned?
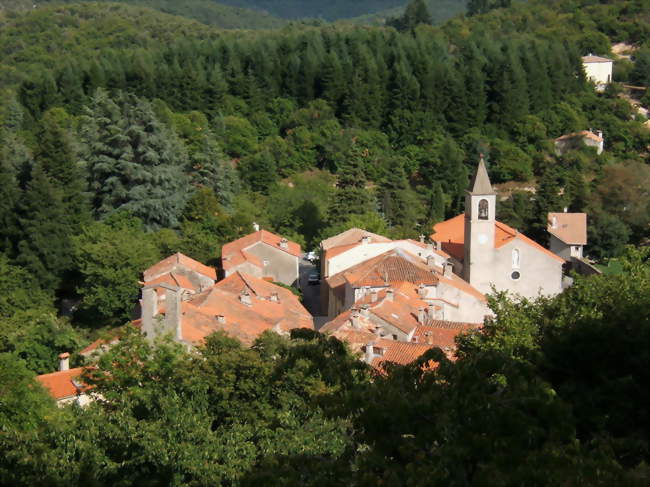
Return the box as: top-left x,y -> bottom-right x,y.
81,89 -> 191,229
72,213 -> 162,324
0,353 -> 54,431
386,0 -> 432,32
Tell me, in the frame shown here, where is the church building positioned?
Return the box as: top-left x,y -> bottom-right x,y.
431,158 -> 565,299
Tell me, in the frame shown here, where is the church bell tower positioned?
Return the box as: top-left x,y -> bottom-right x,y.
464,156 -> 496,289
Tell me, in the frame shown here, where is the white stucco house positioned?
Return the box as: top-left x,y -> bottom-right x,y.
582,54 -> 613,91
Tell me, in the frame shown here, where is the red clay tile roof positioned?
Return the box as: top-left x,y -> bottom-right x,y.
36,367 -> 87,400
370,339 -> 434,368
145,272 -> 199,292
179,272 -> 313,346
327,249 -> 438,289
221,230 -> 301,271
554,130 -> 603,143
548,213 -> 588,245
582,55 -> 613,63
320,228 -> 391,251
430,215 -> 564,264
144,253 -> 216,281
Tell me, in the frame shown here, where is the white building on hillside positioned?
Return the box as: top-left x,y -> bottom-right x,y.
582,54 -> 613,91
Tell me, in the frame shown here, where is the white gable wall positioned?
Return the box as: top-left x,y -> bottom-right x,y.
470,238 -> 563,299
584,61 -> 613,86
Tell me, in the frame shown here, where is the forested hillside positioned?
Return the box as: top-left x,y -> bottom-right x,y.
0,0 -> 649,484
0,0 -> 286,29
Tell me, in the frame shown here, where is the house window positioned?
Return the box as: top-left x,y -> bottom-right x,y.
392,334 -> 398,340
263,259 -> 269,266
512,249 -> 520,269
478,199 -> 489,220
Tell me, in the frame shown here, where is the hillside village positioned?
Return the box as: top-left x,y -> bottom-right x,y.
37,158 -> 596,405
1,0 -> 648,483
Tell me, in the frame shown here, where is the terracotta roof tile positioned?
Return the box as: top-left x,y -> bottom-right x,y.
179,272 -> 313,346
548,212 -> 587,245
144,253 -> 216,281
36,367 -> 87,400
370,339 -> 434,368
221,230 -> 301,271
327,249 -> 438,289
320,228 -> 391,251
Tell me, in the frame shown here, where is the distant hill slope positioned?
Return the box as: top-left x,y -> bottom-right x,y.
350,0 -> 467,26
0,0 -> 286,29
0,2 -> 220,85
205,0 -> 411,20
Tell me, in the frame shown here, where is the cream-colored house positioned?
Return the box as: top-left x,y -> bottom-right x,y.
548,211 -> 587,260
431,158 -> 565,299
582,54 -> 613,91
554,130 -> 604,155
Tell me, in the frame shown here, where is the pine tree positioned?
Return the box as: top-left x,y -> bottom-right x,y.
81,90 -> 190,229
15,164 -> 73,291
0,142 -> 20,253
35,108 -> 91,229
328,146 -> 375,222
387,0 -> 432,32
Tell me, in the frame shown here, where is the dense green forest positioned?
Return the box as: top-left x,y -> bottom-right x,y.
0,0 -> 649,483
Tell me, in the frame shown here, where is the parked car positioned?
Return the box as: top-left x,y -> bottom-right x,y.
307,272 -> 320,285
306,251 -> 317,262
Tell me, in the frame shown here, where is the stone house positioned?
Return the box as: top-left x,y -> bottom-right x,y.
141,269 -> 313,347
324,248 -> 489,324
221,230 -> 301,286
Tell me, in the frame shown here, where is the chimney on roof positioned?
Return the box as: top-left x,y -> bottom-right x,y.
427,303 -> 436,320
253,222 -> 260,232
424,331 -> 433,346
426,255 -> 437,268
240,291 -> 253,306
370,289 -> 378,303
58,352 -> 70,372
165,287 -> 183,341
419,234 -> 425,244
563,207 -> 568,213
418,307 -> 427,325
279,238 -> 288,250
361,304 -> 370,317
141,286 -> 158,341
216,315 -> 226,324
270,292 -> 279,303
364,342 -> 375,364
418,283 -> 427,298
350,309 -> 362,329
444,262 -> 454,278
386,288 -> 394,302
361,235 -> 371,245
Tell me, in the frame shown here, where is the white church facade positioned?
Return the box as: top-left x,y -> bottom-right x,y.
431,158 -> 565,299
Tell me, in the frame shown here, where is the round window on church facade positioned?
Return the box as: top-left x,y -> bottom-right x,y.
511,271 -> 521,280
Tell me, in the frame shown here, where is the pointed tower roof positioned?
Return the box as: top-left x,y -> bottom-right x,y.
468,156 -> 494,195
